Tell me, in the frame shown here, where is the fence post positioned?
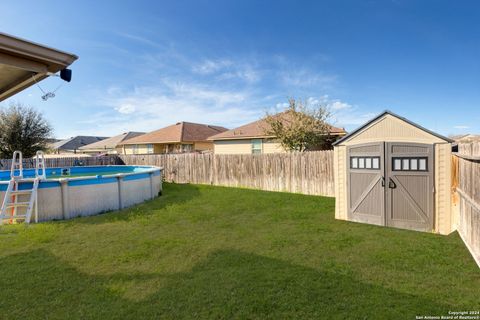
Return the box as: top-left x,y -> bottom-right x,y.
60,179 -> 70,220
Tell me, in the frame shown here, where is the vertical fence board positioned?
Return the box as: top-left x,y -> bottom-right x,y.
455,142 -> 480,267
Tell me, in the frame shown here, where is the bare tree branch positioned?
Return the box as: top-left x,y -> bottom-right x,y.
263,98 -> 333,152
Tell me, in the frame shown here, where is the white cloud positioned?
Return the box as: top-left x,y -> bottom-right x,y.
301,96 -> 375,129
275,102 -> 289,109
217,68 -> 260,83
75,80 -> 263,136
193,59 -> 260,84
334,112 -> 377,127
192,59 -> 232,74
116,104 -> 136,114
328,100 -> 352,110
279,69 -> 337,89
273,96 -> 354,114
116,32 -> 164,48
59,51 -> 351,137
454,125 -> 469,129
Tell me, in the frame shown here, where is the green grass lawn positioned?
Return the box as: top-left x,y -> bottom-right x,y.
0,183 -> 478,319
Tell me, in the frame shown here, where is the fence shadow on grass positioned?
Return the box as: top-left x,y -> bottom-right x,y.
0,248 -> 458,319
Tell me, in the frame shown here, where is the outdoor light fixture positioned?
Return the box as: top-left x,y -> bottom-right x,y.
60,68 -> 72,82
34,68 -> 74,101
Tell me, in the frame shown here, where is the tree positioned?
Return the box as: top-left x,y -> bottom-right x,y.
263,98 -> 332,152
0,103 -> 53,158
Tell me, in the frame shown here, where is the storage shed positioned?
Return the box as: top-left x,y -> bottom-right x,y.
333,111 -> 454,235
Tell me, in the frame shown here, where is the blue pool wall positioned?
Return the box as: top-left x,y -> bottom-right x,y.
0,166 -> 162,222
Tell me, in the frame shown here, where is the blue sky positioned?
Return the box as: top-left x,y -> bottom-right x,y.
1,0 -> 480,138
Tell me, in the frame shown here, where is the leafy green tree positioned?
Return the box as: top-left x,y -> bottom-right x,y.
0,103 -> 53,158
263,98 -> 333,152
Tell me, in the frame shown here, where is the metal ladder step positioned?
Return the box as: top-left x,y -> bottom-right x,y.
0,151 -> 41,225
0,214 -> 26,219
10,190 -> 33,196
6,202 -> 30,208
12,178 -> 37,183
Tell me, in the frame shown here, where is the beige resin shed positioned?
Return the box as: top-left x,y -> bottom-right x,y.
333,111 -> 454,235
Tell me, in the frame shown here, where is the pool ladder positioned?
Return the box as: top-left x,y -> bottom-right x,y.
0,151 -> 46,224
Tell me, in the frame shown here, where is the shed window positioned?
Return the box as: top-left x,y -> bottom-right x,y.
350,156 -> 380,170
358,158 -> 365,168
351,157 -> 358,169
367,158 -> 374,169
411,159 -> 418,170
419,158 -> 427,171
394,159 -> 402,170
392,157 -> 428,171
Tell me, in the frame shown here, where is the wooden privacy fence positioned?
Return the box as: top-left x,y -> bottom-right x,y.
119,151 -> 335,196
454,143 -> 480,267
0,152 -> 334,197
0,155 -> 121,170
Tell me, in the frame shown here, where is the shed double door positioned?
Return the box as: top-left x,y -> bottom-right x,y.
347,142 -> 434,231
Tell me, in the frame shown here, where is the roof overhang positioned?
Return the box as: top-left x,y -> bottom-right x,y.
209,131 -> 346,141
78,147 -> 114,152
209,135 -> 276,141
120,141 -> 196,145
0,32 -> 78,101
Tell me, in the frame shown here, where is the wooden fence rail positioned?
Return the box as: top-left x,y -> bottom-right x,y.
118,151 -> 335,197
454,143 -> 480,267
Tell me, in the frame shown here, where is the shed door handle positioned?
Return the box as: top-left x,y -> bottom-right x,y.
388,178 -> 396,189
381,176 -> 385,187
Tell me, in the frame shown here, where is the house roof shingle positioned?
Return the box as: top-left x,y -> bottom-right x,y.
51,136 -> 109,151
120,122 -> 228,145
208,113 -> 346,140
78,132 -> 145,151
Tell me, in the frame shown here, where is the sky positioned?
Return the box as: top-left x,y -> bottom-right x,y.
1,0 -> 480,138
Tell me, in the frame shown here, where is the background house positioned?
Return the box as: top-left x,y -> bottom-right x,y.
49,136 -> 109,154
78,132 -> 144,155
450,134 -> 480,143
208,115 -> 346,155
119,122 -> 228,154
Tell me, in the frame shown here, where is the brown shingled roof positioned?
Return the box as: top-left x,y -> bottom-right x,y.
120,122 -> 228,145
208,113 -> 346,140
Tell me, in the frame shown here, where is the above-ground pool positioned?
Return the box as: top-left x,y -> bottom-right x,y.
0,165 -> 162,222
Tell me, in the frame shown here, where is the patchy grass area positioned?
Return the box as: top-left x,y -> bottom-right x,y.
0,183 -> 478,319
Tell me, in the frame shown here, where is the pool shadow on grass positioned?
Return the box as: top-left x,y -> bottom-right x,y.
70,183 -> 202,225
0,248 -> 458,319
